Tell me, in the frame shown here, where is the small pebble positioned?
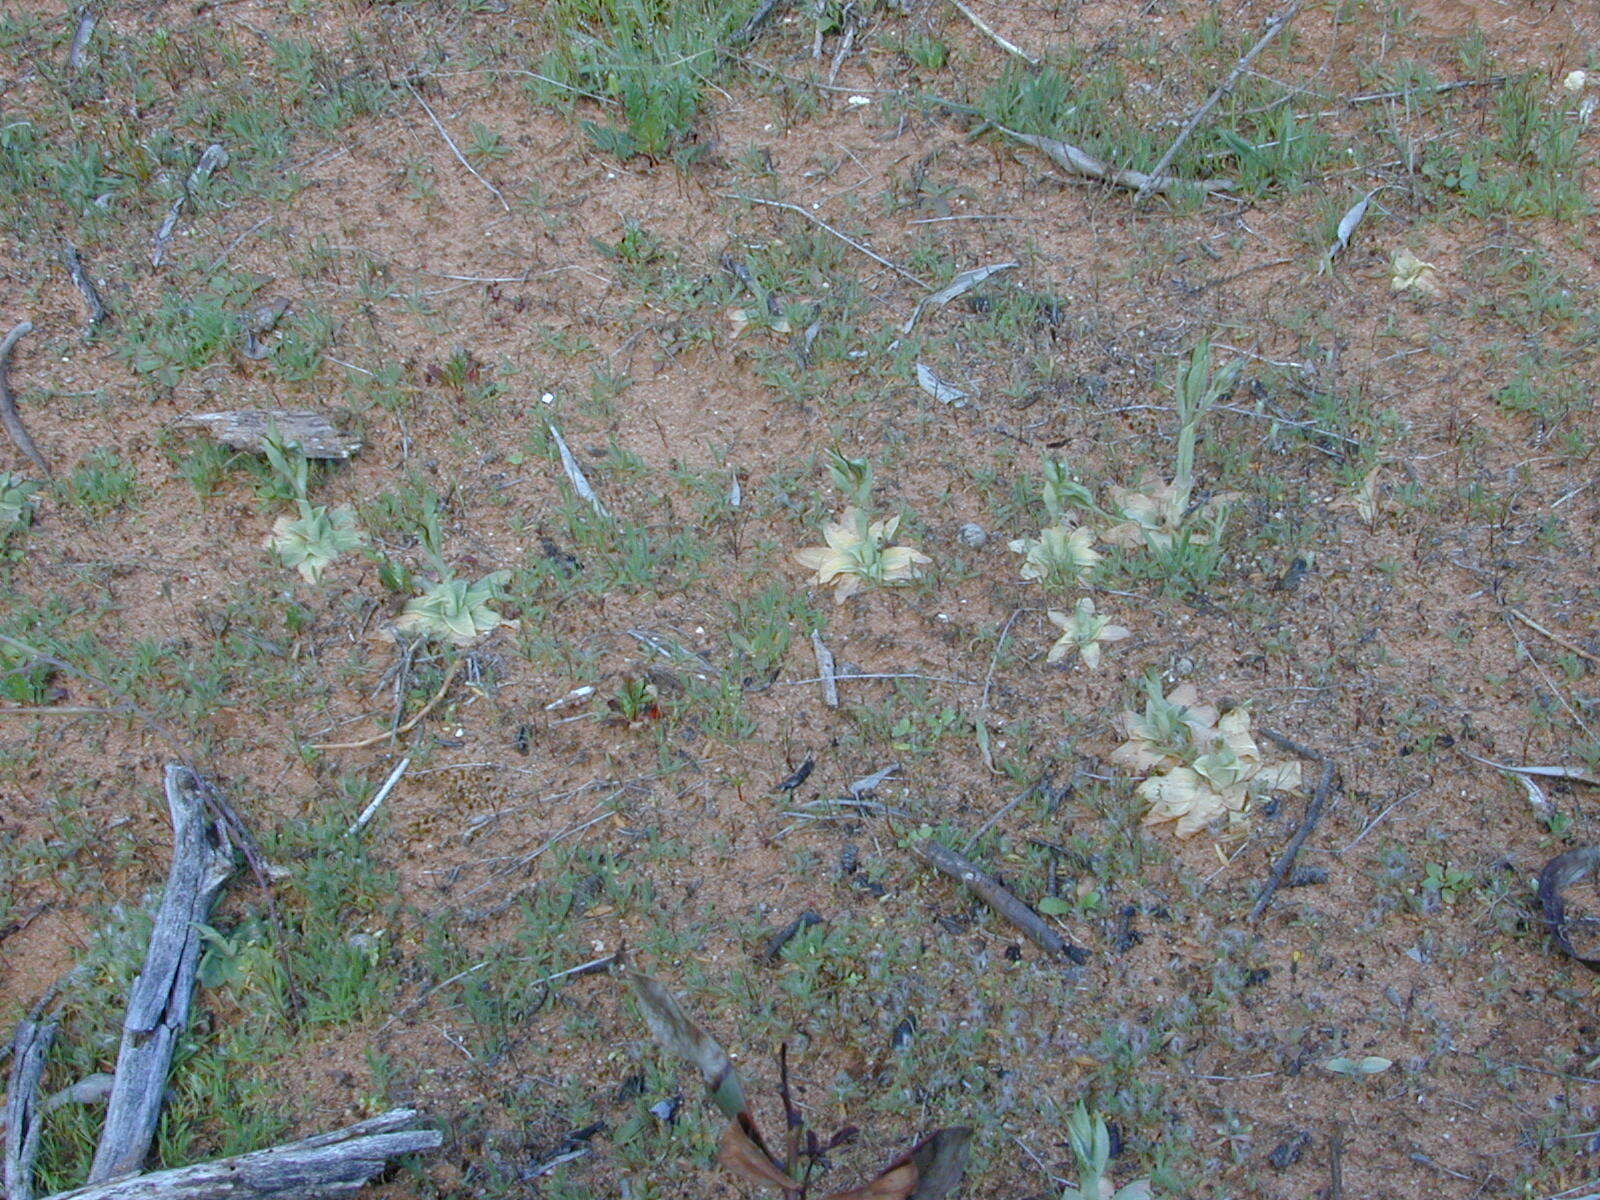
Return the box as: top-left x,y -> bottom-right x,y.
957,522 -> 988,548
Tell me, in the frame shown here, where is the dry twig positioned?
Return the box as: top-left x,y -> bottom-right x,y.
911,837 -> 1087,961
1250,730 -> 1337,920
406,81 -> 510,213
996,126 -> 1235,198
1133,0 -> 1304,206
0,323 -> 50,477
949,0 -> 1038,65
720,194 -> 932,288
310,659 -> 463,751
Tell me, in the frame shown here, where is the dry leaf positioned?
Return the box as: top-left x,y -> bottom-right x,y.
903,261 -> 1018,332
915,362 -> 971,405
824,1128 -> 971,1200
624,971 -> 746,1118
719,1116 -> 799,1192
1321,190 -> 1374,270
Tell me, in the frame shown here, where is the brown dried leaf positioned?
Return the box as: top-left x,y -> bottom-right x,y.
822,1162 -> 918,1200
719,1116 -> 800,1192
624,971 -> 747,1118
824,1128 -> 972,1200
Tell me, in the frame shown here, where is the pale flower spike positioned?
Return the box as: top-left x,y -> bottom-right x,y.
1047,598 -> 1130,669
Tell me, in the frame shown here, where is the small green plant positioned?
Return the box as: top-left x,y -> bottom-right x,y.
1111,677 -> 1301,838
1060,1102 -> 1153,1200
1422,861 -> 1473,903
261,436 -> 363,584
391,508 -> 513,645
794,453 -> 929,604
1047,598 -> 1131,669
0,472 -> 39,552
66,449 -> 139,515
1009,524 -> 1102,587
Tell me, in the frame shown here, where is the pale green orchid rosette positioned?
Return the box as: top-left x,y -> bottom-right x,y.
795,506 -> 931,604
1046,597 -> 1130,669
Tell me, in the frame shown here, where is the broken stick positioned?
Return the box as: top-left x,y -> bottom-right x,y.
1250,730 -> 1337,921
1134,1 -> 1304,206
38,1110 -> 440,1200
0,323 -> 50,477
912,837 -> 1087,962
86,765 -> 234,1185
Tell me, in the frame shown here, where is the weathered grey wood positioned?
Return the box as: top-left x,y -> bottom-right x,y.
43,1111 -> 441,1200
175,411 -> 361,460
86,767 -> 234,1185
3,1020 -> 56,1200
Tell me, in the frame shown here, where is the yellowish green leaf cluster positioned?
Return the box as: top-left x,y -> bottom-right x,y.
1046,598 -> 1130,669
795,507 -> 931,604
1112,680 -> 1301,837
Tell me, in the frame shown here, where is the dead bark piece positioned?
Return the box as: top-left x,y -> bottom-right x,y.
239,298 -> 291,360
151,144 -> 228,268
175,411 -> 361,460
67,8 -> 97,74
62,247 -> 107,340
86,766 -> 234,1186
1537,846 -> 1600,972
811,632 -> 839,708
995,125 -> 1235,198
910,838 -> 1088,963
40,1110 -> 440,1200
4,1019 -> 57,1200
0,323 -> 51,477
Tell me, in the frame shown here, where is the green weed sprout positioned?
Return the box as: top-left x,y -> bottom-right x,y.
1060,1103 -> 1153,1200
1104,339 -> 1241,554
0,472 -> 40,536
261,436 -> 363,584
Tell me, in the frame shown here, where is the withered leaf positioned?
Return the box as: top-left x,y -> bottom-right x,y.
719,1116 -> 800,1192
824,1128 -> 972,1200
823,1162 -> 917,1200
624,971 -> 747,1118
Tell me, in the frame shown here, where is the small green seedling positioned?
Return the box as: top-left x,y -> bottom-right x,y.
261,437 -> 363,584
1060,1102 -> 1153,1200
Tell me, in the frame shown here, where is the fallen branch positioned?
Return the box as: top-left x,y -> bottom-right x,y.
87,766 -> 234,1185
310,659 -> 462,752
62,246 -> 107,340
152,144 -> 227,268
949,0 -> 1037,66
0,323 -> 51,477
1347,76 -> 1506,105
43,1110 -> 440,1200
720,194 -> 933,289
1250,731 -> 1338,921
810,632 -> 839,709
1134,0 -> 1304,206
4,1018 -> 56,1200
911,837 -> 1087,962
995,125 -> 1235,199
